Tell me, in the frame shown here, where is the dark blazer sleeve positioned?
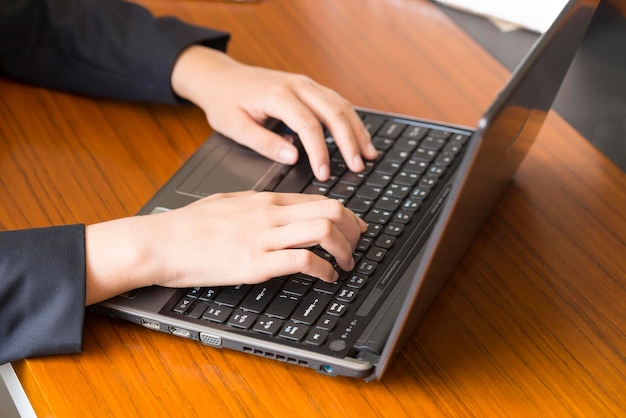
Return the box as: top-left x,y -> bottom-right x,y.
0,1 -> 230,364
0,0 -> 230,103
0,225 -> 86,365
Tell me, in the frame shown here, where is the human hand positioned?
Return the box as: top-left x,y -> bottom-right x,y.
85,191 -> 366,305
171,45 -> 378,181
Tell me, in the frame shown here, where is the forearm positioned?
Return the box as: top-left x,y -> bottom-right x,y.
0,0 -> 229,103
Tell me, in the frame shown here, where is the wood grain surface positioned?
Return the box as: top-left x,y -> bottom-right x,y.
2,0 -> 625,416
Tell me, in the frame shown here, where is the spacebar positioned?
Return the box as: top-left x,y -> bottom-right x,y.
273,160 -> 313,193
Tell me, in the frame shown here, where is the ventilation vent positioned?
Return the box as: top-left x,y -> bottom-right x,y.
242,346 -> 308,366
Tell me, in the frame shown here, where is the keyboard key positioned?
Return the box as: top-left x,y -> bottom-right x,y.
428,164 -> 446,177
418,175 -> 438,188
385,222 -> 405,236
186,287 -> 202,298
356,236 -> 373,252
329,183 -> 356,200
375,234 -> 396,249
384,149 -> 411,163
362,116 -> 385,136
279,322 -> 309,341
228,309 -> 258,329
357,184 -> 383,200
312,175 -> 338,188
303,184 -> 329,195
402,199 -> 422,212
428,129 -> 452,139
394,171 -> 419,186
366,172 -> 392,188
347,274 -> 368,289
372,136 -> 394,151
282,277 -> 313,297
330,160 -> 348,176
376,161 -> 401,175
313,280 -> 341,295
305,329 -> 329,346
401,125 -> 428,140
394,137 -> 420,151
214,285 -> 250,307
365,208 -> 393,224
443,142 -> 463,155
366,247 -> 387,262
411,187 -> 430,200
291,292 -> 332,324
316,314 -> 339,330
327,300 -> 349,316
435,153 -> 454,166
378,121 -> 406,138
173,297 -> 194,314
375,196 -> 402,212
412,147 -> 437,162
451,133 -> 470,145
384,183 -> 411,199
240,280 -> 283,313
420,136 -> 447,151
357,259 -> 378,275
187,301 -> 210,319
394,211 -> 413,224
404,159 -> 429,174
265,293 -> 299,319
364,222 -> 383,238
202,304 -> 233,323
347,197 -> 373,213
199,288 -> 219,301
253,315 -> 283,335
340,171 -> 366,186
336,287 -> 358,303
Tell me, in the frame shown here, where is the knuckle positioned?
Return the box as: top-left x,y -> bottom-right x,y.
323,198 -> 346,218
297,117 -> 322,134
293,248 -> 317,267
313,218 -> 335,238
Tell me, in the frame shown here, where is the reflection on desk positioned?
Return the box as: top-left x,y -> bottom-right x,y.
2,0 -> 625,416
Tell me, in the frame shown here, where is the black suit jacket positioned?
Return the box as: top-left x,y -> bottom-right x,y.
0,0 -> 229,364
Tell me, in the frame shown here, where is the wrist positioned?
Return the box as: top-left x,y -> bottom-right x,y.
85,216 -> 156,305
171,45 -> 236,107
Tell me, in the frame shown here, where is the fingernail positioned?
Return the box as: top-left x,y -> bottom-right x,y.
317,163 -> 330,180
366,143 -> 378,158
352,155 -> 364,171
278,147 -> 297,164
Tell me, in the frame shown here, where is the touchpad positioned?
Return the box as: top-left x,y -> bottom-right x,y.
176,146 -> 279,197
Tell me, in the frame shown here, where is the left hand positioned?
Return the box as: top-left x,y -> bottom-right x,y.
171,45 -> 378,181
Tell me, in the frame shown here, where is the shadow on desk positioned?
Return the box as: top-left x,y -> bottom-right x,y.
439,1 -> 626,172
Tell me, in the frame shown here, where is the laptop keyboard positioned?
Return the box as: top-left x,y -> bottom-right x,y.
164,110 -> 470,356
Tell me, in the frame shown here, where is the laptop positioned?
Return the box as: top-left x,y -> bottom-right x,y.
92,0 -> 599,381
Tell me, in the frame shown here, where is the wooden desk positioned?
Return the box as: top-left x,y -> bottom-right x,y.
2,0 -> 625,416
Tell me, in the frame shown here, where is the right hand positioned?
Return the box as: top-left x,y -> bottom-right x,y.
85,191 -> 366,305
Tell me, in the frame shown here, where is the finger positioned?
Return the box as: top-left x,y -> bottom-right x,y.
294,81 -> 378,170
263,98 -> 330,181
267,218 -> 356,271
215,111 -> 301,166
258,249 -> 339,283
268,197 -> 365,245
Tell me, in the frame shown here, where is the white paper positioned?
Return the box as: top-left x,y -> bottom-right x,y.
435,0 -> 569,33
